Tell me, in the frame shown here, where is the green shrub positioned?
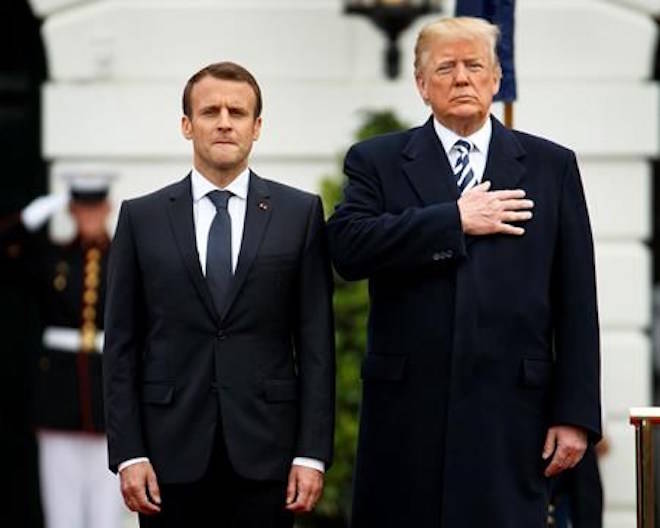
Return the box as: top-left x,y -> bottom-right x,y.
298,110 -> 407,527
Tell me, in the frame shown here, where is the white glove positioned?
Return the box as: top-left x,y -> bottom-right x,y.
20,193 -> 69,232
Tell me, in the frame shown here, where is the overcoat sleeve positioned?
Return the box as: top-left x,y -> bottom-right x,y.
551,152 -> 601,441
327,144 -> 466,281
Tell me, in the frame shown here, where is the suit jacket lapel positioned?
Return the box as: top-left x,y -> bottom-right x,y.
221,171 -> 272,321
483,116 -> 526,190
403,117 -> 459,205
167,174 -> 219,322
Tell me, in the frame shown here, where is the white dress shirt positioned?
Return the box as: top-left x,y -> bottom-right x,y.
433,117 -> 492,185
191,167 -> 247,274
118,167 -> 324,474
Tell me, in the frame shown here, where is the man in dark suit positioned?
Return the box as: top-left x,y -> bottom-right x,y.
103,62 -> 335,528
327,17 -> 601,527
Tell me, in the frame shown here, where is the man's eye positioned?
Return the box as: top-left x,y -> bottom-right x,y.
468,63 -> 484,71
436,64 -> 453,74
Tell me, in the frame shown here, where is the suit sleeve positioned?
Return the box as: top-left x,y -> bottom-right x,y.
551,152 -> 602,441
103,201 -> 148,472
326,144 -> 466,281
293,196 -> 336,467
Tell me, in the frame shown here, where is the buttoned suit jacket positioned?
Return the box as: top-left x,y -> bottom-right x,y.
327,116 -> 601,528
103,172 -> 335,484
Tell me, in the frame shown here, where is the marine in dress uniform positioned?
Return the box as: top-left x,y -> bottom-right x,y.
0,175 -> 124,528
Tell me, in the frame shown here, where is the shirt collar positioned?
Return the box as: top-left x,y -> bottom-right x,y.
433,116 -> 492,156
191,166 -> 250,203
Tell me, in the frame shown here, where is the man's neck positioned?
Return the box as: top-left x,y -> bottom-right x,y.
194,161 -> 248,189
436,115 -> 489,138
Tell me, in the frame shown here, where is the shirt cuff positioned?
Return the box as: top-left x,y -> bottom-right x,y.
118,457 -> 150,473
292,457 -> 325,473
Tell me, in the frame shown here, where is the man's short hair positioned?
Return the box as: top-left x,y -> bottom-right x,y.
414,17 -> 501,76
182,61 -> 263,118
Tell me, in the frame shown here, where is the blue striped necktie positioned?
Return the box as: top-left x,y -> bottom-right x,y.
453,139 -> 477,194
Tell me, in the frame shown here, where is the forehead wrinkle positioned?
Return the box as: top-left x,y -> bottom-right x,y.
191,80 -> 255,109
428,38 -> 493,64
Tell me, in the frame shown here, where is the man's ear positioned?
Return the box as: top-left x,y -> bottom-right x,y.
415,73 -> 430,105
181,115 -> 193,140
253,116 -> 263,141
492,65 -> 502,96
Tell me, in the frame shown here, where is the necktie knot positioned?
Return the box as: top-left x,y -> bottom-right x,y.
207,190 -> 232,210
453,139 -> 472,155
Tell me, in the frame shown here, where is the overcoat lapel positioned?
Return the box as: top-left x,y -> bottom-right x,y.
402,117 -> 459,206
167,174 -> 219,323
220,171 -> 271,321
483,116 -> 526,190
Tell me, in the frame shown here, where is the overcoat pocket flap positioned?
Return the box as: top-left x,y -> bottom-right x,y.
521,358 -> 553,388
361,354 -> 407,381
141,383 -> 174,404
264,379 -> 298,402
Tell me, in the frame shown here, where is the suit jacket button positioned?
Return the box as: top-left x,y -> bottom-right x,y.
217,330 -> 227,340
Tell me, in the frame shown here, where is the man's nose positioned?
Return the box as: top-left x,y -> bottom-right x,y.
454,63 -> 469,84
217,108 -> 231,129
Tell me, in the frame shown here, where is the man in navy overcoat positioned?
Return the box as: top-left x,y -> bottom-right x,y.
327,17 -> 601,527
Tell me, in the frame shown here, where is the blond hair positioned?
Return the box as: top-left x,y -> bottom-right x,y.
414,17 -> 501,75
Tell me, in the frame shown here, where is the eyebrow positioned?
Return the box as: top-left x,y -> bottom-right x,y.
198,102 -> 249,113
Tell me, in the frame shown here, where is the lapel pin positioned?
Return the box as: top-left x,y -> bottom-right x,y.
258,201 -> 269,211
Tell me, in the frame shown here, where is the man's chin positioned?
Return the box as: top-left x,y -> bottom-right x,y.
212,157 -> 248,172
447,107 -> 486,122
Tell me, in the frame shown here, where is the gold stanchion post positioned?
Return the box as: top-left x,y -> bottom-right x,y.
504,102 -> 514,129
630,407 -> 660,528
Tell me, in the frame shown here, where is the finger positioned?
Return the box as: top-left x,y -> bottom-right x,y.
286,493 -> 310,512
497,223 -> 525,236
123,475 -> 161,515
123,486 -> 160,515
122,495 -> 136,512
465,180 -> 491,194
491,188 -> 526,200
146,470 -> 162,506
566,446 -> 586,468
302,480 -> 321,512
566,454 -> 580,469
286,483 -> 311,512
501,211 -> 533,223
285,471 -> 297,505
499,198 -> 534,211
544,452 -> 568,477
135,486 -> 161,515
542,429 -> 557,460
309,480 -> 324,510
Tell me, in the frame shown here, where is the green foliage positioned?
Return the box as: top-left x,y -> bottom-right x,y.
354,110 -> 408,142
302,110 -> 407,526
